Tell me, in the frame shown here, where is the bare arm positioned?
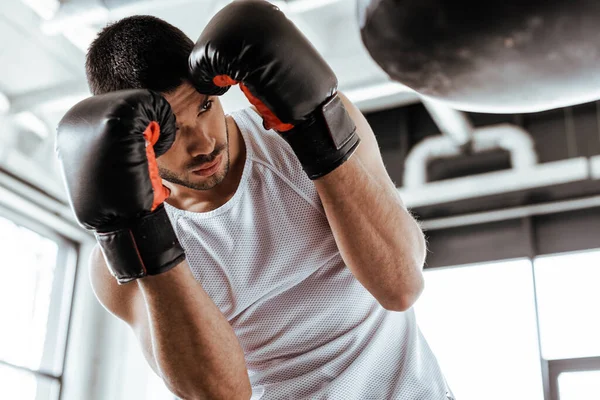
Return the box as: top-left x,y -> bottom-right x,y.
313,92 -> 426,312
89,246 -> 252,399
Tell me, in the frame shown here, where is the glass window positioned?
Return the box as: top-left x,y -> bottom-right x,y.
414,259 -> 544,400
0,211 -> 76,400
0,363 -> 38,400
558,370 -> 600,400
0,363 -> 60,400
534,250 -> 600,360
0,216 -> 58,370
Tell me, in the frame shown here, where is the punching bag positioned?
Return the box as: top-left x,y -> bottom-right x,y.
359,0 -> 600,113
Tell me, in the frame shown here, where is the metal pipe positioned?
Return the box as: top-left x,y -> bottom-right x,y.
469,124 -> 537,169
401,157 -> 586,208
421,97 -> 474,147
418,195 -> 600,231
403,134 -> 462,187
403,123 -> 538,188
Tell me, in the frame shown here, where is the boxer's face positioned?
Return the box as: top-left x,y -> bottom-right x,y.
158,82 -> 230,191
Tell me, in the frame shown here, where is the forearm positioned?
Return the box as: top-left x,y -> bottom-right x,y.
314,156 -> 426,311
137,263 -> 251,399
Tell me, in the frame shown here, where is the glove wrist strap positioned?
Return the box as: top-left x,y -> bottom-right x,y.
281,94 -> 360,180
95,205 -> 185,284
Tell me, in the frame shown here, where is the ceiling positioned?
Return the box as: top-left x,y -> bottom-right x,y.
2,0 -> 599,227
0,0 -> 419,199
1,0 -> 419,114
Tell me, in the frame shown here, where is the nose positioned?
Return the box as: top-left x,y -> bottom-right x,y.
180,122 -> 215,158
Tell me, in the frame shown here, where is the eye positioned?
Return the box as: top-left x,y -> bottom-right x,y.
199,100 -> 213,115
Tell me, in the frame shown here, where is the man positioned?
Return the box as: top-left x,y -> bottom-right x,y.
57,1 -> 453,398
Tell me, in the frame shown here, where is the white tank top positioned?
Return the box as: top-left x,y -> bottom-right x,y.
165,108 -> 453,399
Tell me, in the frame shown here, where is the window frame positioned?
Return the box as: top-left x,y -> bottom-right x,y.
0,170 -> 86,400
420,202 -> 600,400
549,357 -> 600,400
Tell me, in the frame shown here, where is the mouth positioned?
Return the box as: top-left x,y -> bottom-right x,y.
191,154 -> 222,177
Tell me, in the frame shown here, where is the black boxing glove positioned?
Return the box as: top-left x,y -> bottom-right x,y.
56,89 -> 185,284
189,0 -> 360,180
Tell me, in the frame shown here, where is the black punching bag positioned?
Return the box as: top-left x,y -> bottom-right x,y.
359,0 -> 600,113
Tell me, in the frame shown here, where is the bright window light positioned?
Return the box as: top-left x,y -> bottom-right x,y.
534,249 -> 600,360
414,259 -> 544,400
0,364 -> 37,400
558,370 -> 600,400
0,215 -> 58,370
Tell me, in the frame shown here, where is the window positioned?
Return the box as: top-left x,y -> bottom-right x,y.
535,250 -> 600,400
557,370 -> 600,400
0,210 -> 77,400
415,248 -> 600,400
534,250 -> 600,360
414,259 -> 545,400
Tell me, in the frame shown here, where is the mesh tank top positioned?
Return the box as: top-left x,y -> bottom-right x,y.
164,108 -> 453,400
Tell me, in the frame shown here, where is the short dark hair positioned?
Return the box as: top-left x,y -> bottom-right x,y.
85,15 -> 194,95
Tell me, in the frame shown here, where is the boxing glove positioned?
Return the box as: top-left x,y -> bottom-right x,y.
189,0 -> 360,179
56,89 -> 185,284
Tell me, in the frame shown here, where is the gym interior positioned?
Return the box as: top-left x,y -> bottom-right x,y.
1,1 -> 599,399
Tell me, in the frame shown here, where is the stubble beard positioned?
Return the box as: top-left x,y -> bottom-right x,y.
159,118 -> 231,191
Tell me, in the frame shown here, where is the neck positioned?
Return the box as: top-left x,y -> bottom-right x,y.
165,115 -> 246,213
